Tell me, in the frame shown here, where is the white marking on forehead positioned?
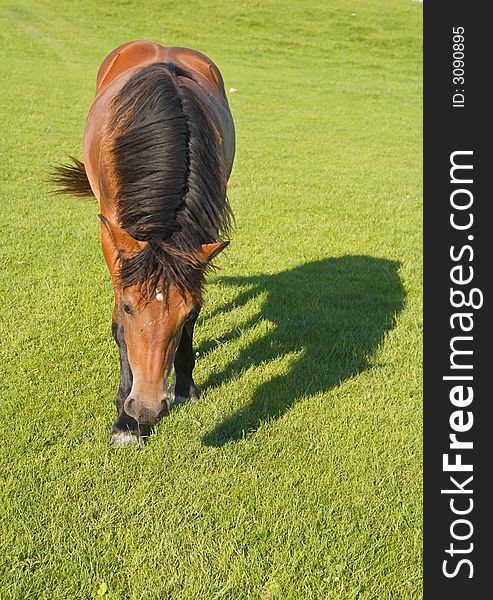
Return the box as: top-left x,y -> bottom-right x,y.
155,292 -> 164,302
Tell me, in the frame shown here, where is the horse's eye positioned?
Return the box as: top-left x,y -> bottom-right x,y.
123,303 -> 133,315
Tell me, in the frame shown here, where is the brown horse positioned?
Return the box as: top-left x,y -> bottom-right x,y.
52,41 -> 235,445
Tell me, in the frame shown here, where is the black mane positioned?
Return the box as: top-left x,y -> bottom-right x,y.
108,62 -> 232,301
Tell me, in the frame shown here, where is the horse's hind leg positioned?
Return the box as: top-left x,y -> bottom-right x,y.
110,321 -> 140,445
172,305 -> 201,404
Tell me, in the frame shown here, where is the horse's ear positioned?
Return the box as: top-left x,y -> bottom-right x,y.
201,241 -> 230,262
99,214 -> 147,259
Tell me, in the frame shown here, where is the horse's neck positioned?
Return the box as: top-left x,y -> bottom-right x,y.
84,42 -> 235,211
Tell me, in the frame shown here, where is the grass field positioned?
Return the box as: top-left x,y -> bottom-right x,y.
0,1 -> 422,598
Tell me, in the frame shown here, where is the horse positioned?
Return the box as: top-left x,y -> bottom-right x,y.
52,40 -> 235,445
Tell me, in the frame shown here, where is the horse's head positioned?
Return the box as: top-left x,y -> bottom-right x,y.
99,214 -> 227,424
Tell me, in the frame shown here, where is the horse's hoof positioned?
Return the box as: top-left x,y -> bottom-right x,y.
173,394 -> 199,405
111,431 -> 142,447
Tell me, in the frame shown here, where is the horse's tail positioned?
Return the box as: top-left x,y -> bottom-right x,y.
49,156 -> 94,198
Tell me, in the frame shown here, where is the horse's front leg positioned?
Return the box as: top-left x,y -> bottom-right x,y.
172,305 -> 201,404
110,319 -> 140,445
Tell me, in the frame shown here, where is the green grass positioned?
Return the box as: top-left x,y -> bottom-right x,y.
0,1 -> 422,598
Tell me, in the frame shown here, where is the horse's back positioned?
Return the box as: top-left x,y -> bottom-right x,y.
95,41 -> 227,100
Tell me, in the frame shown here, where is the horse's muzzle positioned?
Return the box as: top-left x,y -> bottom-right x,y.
124,395 -> 170,424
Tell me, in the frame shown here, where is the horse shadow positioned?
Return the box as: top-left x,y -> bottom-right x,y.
199,255 -> 405,447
